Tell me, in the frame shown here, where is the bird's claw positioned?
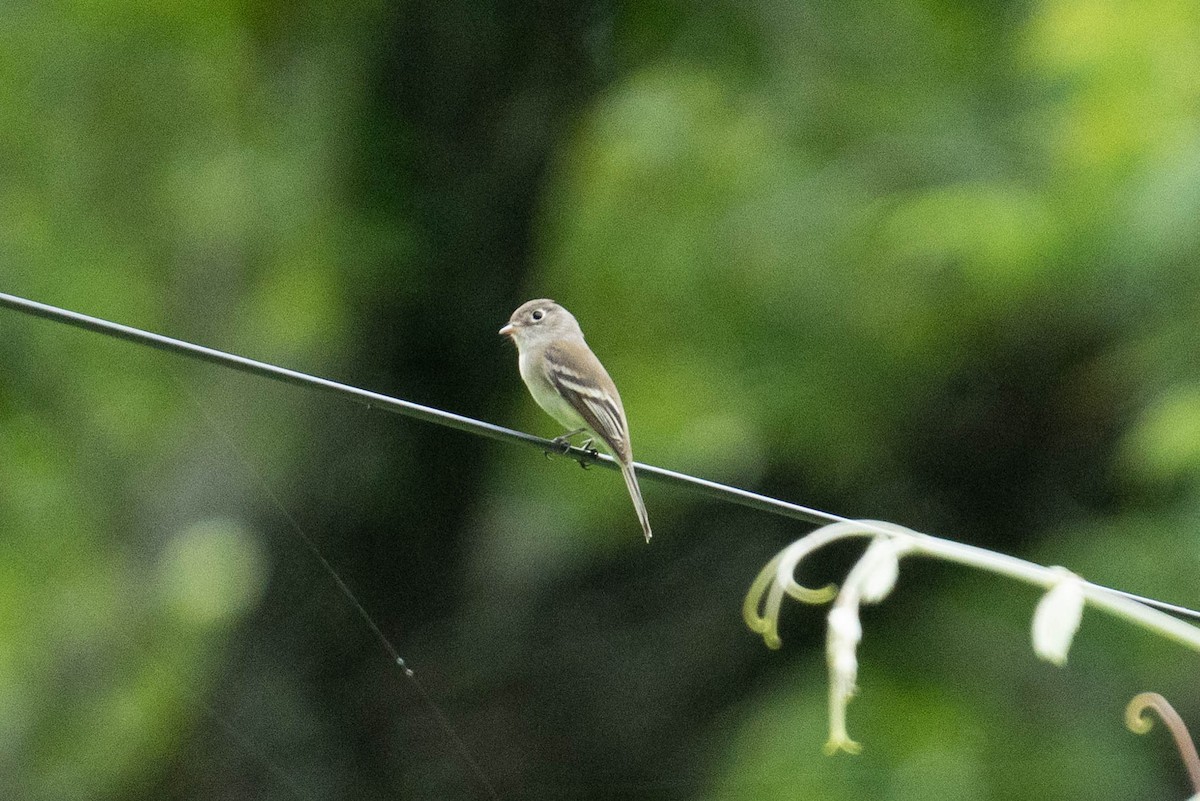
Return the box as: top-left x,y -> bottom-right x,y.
547,428 -> 587,458
575,438 -> 598,469
544,429 -> 595,465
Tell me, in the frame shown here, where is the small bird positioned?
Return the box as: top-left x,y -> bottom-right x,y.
500,299 -> 652,542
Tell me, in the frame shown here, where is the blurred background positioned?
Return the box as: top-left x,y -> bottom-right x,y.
2,0 -> 1200,798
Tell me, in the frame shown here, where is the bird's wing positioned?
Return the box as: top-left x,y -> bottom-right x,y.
542,340 -> 630,462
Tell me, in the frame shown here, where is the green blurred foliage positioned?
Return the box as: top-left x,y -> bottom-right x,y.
2,0 -> 1200,799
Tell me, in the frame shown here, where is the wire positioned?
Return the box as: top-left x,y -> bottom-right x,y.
180,385 -> 500,801
2,289 -> 1198,627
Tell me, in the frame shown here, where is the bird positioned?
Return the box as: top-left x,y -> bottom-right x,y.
499,299 -> 652,543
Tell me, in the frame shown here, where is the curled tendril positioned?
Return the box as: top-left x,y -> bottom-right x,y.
1126,692 -> 1200,792
742,523 -> 881,649
742,555 -> 837,649
742,522 -> 921,651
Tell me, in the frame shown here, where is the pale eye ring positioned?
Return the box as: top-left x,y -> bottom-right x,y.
531,309 -> 545,321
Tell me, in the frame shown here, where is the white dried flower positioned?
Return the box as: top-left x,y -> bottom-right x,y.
1031,567 -> 1086,666
825,604 -> 864,754
857,537 -> 905,604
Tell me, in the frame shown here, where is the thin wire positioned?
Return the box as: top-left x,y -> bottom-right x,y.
199,701 -> 317,801
2,289 -> 1198,626
180,383 -> 500,801
106,624 -> 315,801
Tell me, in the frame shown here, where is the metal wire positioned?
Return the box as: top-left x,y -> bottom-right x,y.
2,290 -> 1197,622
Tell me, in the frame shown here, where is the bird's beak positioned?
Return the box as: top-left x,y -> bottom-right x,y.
498,323 -> 515,337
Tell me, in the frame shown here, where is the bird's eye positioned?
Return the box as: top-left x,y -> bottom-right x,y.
531,309 -> 545,321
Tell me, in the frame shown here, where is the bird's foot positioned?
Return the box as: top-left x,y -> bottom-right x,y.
546,428 -> 587,458
576,438 -> 598,469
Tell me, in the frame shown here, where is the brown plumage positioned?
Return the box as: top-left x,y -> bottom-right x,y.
500,299 -> 652,542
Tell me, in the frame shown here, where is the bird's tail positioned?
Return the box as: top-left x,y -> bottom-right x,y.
619,460 -> 652,543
